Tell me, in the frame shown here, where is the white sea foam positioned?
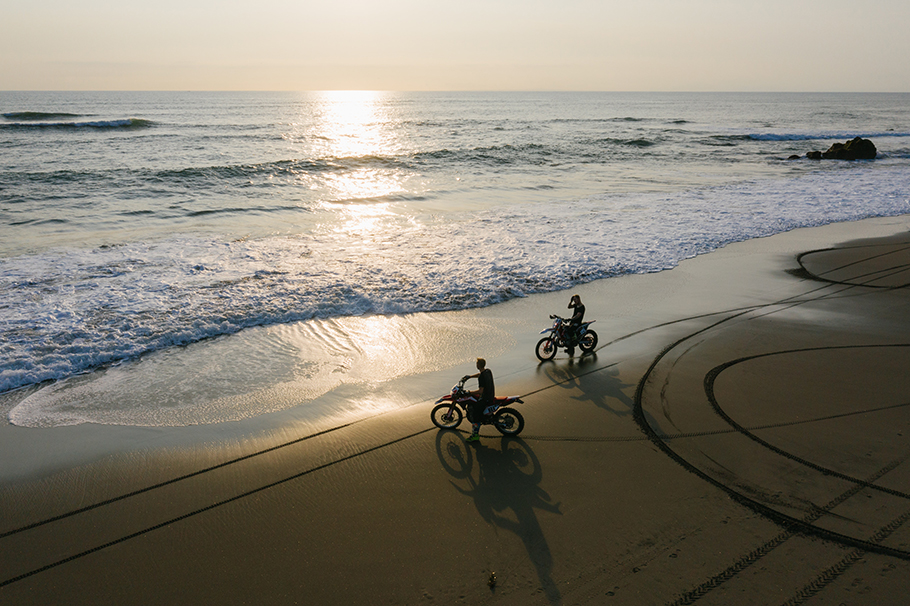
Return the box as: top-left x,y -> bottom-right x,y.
2,165 -> 909,399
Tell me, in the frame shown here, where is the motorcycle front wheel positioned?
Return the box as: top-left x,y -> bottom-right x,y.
535,337 -> 557,361
493,407 -> 525,436
579,330 -> 598,353
431,403 -> 463,429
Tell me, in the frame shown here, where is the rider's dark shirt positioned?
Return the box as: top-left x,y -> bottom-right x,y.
570,303 -> 585,326
478,368 -> 495,403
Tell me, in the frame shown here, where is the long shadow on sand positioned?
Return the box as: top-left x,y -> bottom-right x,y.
536,354 -> 635,417
436,431 -> 563,604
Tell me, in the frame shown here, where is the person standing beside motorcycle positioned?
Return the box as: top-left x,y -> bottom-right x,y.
566,294 -> 585,356
464,357 -> 495,442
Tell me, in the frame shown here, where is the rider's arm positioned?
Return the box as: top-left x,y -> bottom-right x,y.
465,372 -> 488,398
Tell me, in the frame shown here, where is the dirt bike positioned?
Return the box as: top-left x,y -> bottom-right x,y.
535,315 -> 598,361
430,377 -> 525,436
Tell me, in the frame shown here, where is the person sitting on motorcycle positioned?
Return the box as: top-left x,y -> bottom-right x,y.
566,294 -> 585,355
463,357 -> 495,443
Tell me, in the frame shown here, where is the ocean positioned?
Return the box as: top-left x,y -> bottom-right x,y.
2,91 -> 909,427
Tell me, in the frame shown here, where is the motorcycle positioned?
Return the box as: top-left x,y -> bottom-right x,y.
430,376 -> 525,436
535,315 -> 598,361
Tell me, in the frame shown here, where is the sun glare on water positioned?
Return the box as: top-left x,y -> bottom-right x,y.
309,90 -> 407,203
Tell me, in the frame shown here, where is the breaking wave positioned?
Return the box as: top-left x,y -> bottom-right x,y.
0,118 -> 154,130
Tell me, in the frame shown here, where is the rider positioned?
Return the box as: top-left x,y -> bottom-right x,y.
464,358 -> 495,443
566,294 -> 585,356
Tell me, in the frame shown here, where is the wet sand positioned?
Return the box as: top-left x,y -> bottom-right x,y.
3,216 -> 910,605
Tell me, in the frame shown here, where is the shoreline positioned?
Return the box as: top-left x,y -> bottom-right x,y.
2,215 -> 908,482
3,214 -> 910,604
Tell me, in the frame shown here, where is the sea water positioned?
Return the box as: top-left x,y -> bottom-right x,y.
2,91 -> 909,426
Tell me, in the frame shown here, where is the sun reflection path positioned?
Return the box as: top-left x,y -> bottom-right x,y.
316,90 -> 393,158
325,201 -> 397,239
308,90 -> 408,202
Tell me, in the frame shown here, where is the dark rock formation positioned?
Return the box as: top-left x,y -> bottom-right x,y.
821,136 -> 877,160
790,137 -> 877,161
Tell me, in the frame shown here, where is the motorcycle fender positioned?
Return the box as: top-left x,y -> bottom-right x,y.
539,328 -> 553,335
435,396 -> 450,404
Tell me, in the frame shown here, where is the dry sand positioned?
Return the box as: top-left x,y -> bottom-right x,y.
3,216 -> 910,605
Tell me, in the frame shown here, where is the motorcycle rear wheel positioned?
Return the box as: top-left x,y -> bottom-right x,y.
535,337 -> 557,361
579,330 -> 598,353
431,403 -> 463,429
493,407 -> 525,436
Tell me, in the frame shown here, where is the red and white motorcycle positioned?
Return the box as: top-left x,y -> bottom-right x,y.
430,376 -> 525,435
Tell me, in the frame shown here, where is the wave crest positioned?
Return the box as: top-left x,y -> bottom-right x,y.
746,131 -> 910,142
0,118 -> 154,130
3,111 -> 82,121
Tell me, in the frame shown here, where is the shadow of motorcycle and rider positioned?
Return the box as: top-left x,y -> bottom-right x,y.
435,431 -> 563,604
535,353 -> 635,418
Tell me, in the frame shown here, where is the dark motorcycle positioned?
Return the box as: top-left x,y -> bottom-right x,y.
535,315 -> 597,361
431,377 -> 525,436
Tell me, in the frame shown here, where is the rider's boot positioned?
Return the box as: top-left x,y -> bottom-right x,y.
466,423 -> 481,442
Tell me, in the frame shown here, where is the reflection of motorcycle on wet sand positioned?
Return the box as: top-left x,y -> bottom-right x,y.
535,315 -> 598,361
431,376 -> 525,436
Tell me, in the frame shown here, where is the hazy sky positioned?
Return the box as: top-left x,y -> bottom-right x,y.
3,0 -> 909,91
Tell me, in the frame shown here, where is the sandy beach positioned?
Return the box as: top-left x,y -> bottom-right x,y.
3,215 -> 910,605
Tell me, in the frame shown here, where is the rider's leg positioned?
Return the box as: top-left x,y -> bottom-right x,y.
473,398 -> 496,439
466,403 -> 481,441
567,323 -> 578,356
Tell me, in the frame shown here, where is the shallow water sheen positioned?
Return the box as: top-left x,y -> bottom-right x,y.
8,312 -> 511,427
